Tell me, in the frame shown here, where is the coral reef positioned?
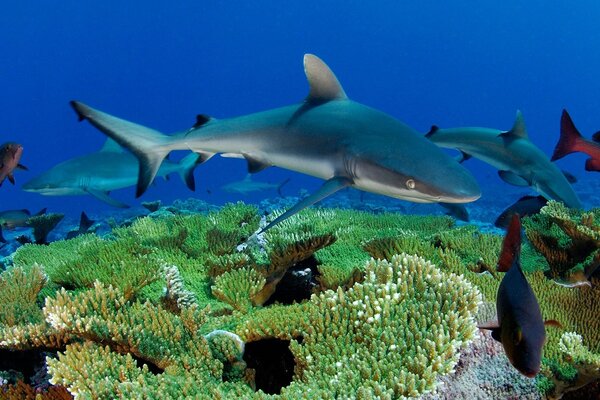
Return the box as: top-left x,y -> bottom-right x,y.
0,203 -> 599,398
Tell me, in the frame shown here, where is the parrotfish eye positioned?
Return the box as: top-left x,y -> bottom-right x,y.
405,179 -> 416,190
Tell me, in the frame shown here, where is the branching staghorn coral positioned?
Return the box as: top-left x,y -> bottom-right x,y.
161,264 -> 197,314
212,268 -> 266,311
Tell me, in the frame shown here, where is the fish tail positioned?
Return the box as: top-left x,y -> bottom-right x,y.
177,153 -> 203,191
497,213 -> 522,272
70,101 -> 179,197
552,109 -> 585,161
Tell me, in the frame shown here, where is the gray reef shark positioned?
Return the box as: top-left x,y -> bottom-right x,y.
22,139 -> 200,208
426,112 -> 582,209
70,54 -> 480,231
221,174 -> 290,197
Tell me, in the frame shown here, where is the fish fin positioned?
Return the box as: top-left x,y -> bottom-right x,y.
455,151 -> 472,164
552,109 -> 584,161
498,170 -> 530,186
277,178 -> 291,197
0,226 -> 6,243
303,54 -> 347,102
35,208 -> 47,216
544,320 -> 563,329
258,176 -> 353,234
70,101 -> 175,197
7,174 -> 15,185
498,214 -> 522,272
243,154 -> 270,174
221,153 -> 245,159
192,114 -> 212,129
425,125 -> 440,139
177,153 -> 203,191
491,329 -> 502,342
585,157 -> 600,172
19,209 -> 31,216
561,169 -> 577,183
592,130 -> 600,143
99,138 -> 124,153
478,320 -> 500,330
16,164 -> 28,171
499,110 -> 528,140
85,188 -> 130,208
513,327 -> 523,345
79,211 -> 95,231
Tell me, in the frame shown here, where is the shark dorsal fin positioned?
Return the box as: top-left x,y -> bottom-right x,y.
100,138 -> 124,153
304,54 -> 347,102
499,110 -> 528,140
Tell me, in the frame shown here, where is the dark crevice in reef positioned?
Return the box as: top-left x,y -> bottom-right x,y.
0,349 -> 50,385
264,255 -> 320,306
130,354 -> 163,375
243,338 -> 297,394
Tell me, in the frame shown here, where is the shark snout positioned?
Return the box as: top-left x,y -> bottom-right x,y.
433,167 -> 481,203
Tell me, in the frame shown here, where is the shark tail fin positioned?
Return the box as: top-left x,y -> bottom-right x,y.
177,153 -> 203,191
70,101 -> 176,197
79,211 -> 95,232
552,109 -> 584,161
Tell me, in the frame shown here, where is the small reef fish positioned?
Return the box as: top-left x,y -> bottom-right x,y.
71,54 -> 480,233
221,174 -> 290,197
552,109 -> 600,172
426,111 -> 582,209
0,142 -> 27,186
438,202 -> 469,222
0,208 -> 47,243
66,211 -> 96,239
494,195 -> 547,229
23,139 -> 201,208
480,214 -> 559,377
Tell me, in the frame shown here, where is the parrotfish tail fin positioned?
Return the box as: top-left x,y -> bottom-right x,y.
71,101 -> 177,197
552,109 -> 584,161
497,213 -> 522,272
177,153 -> 203,191
79,211 -> 95,232
0,226 -> 6,243
277,178 -> 291,197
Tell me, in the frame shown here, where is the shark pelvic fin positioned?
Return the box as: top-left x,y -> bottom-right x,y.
85,188 -> 130,208
303,54 -> 347,102
243,154 -> 270,173
498,170 -> 530,186
258,176 -> 353,234
499,110 -> 528,140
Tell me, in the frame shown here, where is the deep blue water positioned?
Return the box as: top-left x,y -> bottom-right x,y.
1,1 -> 599,221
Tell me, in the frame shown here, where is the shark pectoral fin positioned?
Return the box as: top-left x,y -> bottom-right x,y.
498,170 -> 530,186
499,110 -> 529,140
243,154 -> 270,173
303,54 -> 347,102
16,164 -> 28,171
259,176 -> 353,234
85,189 -> 130,208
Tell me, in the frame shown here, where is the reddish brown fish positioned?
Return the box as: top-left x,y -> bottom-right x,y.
552,110 -> 600,172
0,142 -> 27,186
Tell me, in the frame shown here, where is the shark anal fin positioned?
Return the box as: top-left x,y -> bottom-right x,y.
498,170 -> 530,187
304,54 -> 347,102
425,125 -> 440,139
259,176 -> 353,234
244,154 -> 270,174
85,188 -> 130,208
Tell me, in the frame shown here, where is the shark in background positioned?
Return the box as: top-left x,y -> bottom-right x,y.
22,139 -> 200,208
426,111 -> 582,209
70,54 -> 480,232
221,174 -> 290,197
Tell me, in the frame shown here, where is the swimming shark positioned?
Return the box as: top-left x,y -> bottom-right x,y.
22,139 -> 200,208
70,54 -> 480,231
426,111 -> 582,209
221,174 -> 290,197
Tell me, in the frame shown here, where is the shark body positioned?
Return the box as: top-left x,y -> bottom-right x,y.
426,112 -> 582,209
71,54 -> 480,230
23,140 -> 199,208
221,174 -> 290,197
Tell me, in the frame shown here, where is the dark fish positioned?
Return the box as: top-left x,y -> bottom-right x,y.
552,110 -> 600,172
439,202 -> 469,222
66,211 -> 96,239
480,214 -> 556,378
0,142 -> 27,186
494,195 -> 547,229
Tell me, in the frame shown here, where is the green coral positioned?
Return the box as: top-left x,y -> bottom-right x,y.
212,267 -> 266,311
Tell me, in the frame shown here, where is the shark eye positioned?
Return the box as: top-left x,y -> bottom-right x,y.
405,179 -> 416,190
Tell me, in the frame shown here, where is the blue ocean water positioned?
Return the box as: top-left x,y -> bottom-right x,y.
1,1 -> 599,224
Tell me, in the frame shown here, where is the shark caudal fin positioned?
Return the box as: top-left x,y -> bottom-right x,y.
71,101 -> 179,197
552,110 -> 584,161
497,214 -> 522,273
177,153 -> 202,191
